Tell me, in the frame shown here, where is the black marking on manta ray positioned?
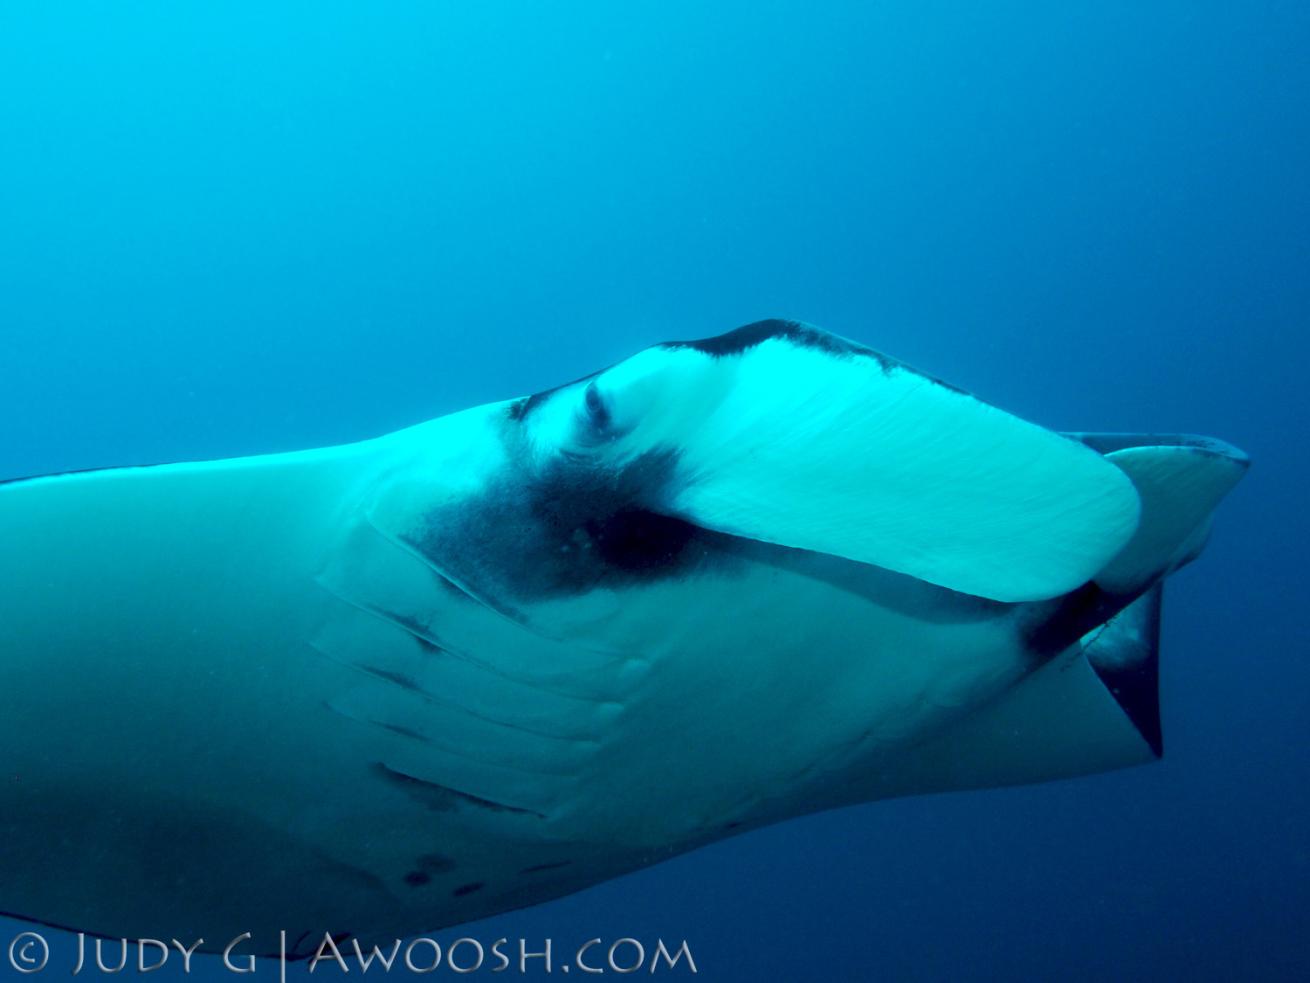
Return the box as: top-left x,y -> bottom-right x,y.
734,537 -> 1013,623
418,852 -> 458,873
1093,647 -> 1163,758
367,710 -> 594,767
409,447 -> 746,604
359,663 -> 424,692
357,511 -> 532,624
660,318 -> 974,397
378,533 -> 533,627
313,570 -> 459,655
372,761 -> 548,819
662,318 -> 892,365
374,720 -> 432,742
330,665 -> 601,744
410,629 -> 442,655
323,695 -> 592,762
329,596 -> 465,664
507,319 -> 977,422
520,860 -> 573,874
1086,585 -> 1164,757
1025,581 -> 1134,659
428,564 -> 486,602
1024,581 -> 1163,756
371,609 -> 447,656
453,881 -> 486,897
321,594 -> 620,710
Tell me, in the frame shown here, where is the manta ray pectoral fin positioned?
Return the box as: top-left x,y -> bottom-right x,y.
0,441 -> 407,947
517,319 -> 1142,603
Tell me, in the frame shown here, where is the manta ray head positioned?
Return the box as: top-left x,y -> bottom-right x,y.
385,368 -> 743,615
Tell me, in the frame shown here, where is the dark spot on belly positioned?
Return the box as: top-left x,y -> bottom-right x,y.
520,860 -> 573,874
418,852 -> 456,874
400,852 -> 460,888
453,881 -> 485,897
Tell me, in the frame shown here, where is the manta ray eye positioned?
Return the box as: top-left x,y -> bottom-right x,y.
567,376 -> 639,450
583,381 -> 613,432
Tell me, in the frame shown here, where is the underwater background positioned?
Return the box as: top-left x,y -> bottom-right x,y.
0,2 -> 1306,980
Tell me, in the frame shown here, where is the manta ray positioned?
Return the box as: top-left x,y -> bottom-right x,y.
0,320 -> 1246,956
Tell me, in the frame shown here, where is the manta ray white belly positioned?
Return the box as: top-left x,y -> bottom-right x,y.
0,321 -> 1246,954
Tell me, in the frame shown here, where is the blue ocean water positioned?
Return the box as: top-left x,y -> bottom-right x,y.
0,2 -> 1306,979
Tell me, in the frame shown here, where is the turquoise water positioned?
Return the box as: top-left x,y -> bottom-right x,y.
1,3 -> 1307,979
